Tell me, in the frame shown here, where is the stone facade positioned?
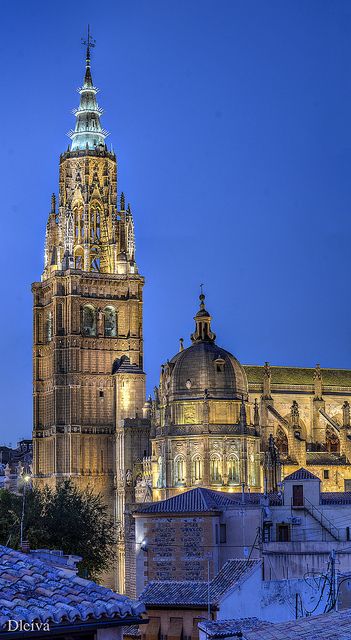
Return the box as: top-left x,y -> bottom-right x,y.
246,363 -> 351,490
32,42 -> 151,592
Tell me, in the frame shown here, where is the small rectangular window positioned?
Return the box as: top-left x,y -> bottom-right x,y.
220,524 -> 227,543
99,390 -> 104,398
277,523 -> 290,542
323,469 -> 329,479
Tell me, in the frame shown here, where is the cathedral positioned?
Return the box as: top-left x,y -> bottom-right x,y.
32,39 -> 351,593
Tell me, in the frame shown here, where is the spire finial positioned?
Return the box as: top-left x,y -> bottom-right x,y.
199,284 -> 205,310
82,24 -> 96,65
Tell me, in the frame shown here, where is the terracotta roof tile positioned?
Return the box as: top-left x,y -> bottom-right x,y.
140,559 -> 261,606
200,608 -> 351,639
135,488 -> 262,515
283,467 -> 320,481
244,365 -> 351,388
0,545 -> 145,630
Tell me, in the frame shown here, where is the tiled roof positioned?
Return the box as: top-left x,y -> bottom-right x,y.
0,546 -> 144,630
245,608 -> 351,639
244,365 -> 351,388
112,356 -> 144,375
135,488 -> 263,515
283,467 -> 320,481
306,452 -> 348,466
140,559 -> 261,606
198,618 -> 266,638
199,609 -> 351,639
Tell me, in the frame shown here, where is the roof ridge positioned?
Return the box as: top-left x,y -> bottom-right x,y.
284,467 -> 320,481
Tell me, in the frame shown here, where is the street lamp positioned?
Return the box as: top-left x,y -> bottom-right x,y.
20,474 -> 31,548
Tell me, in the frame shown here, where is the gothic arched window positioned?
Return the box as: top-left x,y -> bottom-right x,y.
210,454 -> 222,484
227,455 -> 240,485
104,306 -> 117,337
192,455 -> 203,483
174,455 -> 185,485
82,305 -> 96,336
74,205 -> 84,242
90,205 -> 101,242
276,427 -> 289,458
74,247 -> 83,270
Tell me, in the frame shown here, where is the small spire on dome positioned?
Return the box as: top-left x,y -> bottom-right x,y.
190,288 -> 216,344
179,337 -> 184,352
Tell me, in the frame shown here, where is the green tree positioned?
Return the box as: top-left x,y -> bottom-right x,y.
0,481 -> 115,581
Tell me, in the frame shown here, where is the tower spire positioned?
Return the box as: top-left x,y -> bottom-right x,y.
82,24 -> 95,87
68,27 -> 109,151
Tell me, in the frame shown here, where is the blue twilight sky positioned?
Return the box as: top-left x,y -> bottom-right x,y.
2,0 -> 351,443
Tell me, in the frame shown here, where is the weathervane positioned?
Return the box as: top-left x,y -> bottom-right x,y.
82,24 -> 96,55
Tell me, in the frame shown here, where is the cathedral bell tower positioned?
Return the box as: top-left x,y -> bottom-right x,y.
32,32 -> 145,530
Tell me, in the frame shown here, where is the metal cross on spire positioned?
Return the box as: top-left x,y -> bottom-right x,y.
81,24 -> 96,57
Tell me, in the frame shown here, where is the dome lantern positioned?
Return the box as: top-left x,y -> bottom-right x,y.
190,292 -> 216,344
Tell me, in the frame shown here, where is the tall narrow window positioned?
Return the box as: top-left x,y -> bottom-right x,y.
210,455 -> 222,483
104,306 -> 117,337
74,205 -> 84,242
228,455 -> 240,485
90,205 -> 101,242
82,305 -> 96,336
174,456 -> 185,485
192,456 -> 203,482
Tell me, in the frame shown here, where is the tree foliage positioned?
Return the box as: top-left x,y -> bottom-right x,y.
0,481 -> 115,580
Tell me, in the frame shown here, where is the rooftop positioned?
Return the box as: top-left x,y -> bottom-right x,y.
0,545 -> 144,632
199,608 -> 351,639
244,364 -> 351,388
135,488 -> 263,515
283,467 -> 320,481
198,619 -> 266,638
140,559 -> 261,607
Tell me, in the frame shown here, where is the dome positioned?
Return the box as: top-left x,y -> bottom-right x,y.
168,341 -> 248,401
163,293 -> 248,401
